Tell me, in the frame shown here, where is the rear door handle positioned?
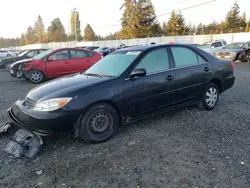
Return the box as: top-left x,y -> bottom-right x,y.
65,61 -> 69,64
166,75 -> 174,81
203,67 -> 210,72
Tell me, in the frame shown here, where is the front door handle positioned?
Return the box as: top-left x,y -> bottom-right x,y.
65,61 -> 69,64
204,67 -> 210,72
166,75 -> 174,81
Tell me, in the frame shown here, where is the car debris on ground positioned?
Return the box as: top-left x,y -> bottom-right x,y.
4,129 -> 43,159
0,122 -> 11,133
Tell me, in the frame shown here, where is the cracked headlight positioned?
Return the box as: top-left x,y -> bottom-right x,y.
33,97 -> 72,112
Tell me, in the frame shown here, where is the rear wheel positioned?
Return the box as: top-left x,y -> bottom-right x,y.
197,83 -> 219,110
78,103 -> 120,142
27,70 -> 44,84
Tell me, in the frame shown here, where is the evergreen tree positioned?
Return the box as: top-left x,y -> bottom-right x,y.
19,34 -> 26,46
239,12 -> 247,32
46,18 -> 66,42
225,1 -> 241,32
24,26 -> 37,44
83,24 -> 96,41
34,15 -> 45,43
196,23 -> 203,35
120,0 -> 161,38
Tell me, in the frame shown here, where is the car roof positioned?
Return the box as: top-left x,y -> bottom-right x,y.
117,44 -> 197,52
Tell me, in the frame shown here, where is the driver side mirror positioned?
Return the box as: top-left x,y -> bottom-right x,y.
47,57 -> 53,61
129,68 -> 146,78
211,46 -> 215,49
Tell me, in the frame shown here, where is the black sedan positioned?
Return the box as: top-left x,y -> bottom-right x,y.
8,44 -> 235,142
0,49 -> 48,71
214,41 -> 250,62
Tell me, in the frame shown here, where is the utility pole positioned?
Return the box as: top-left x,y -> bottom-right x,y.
72,8 -> 77,41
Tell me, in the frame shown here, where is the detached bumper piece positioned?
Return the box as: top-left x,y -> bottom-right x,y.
4,129 -> 43,159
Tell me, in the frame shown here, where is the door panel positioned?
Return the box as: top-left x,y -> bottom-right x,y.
69,50 -> 93,73
46,50 -> 71,77
170,46 -> 212,103
174,63 -> 212,103
122,47 -> 177,117
123,70 -> 177,117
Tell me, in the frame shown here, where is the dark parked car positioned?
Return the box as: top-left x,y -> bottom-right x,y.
8,44 -> 235,142
9,48 -> 102,83
0,49 -> 48,71
214,41 -> 250,62
84,46 -> 100,51
95,47 -> 114,57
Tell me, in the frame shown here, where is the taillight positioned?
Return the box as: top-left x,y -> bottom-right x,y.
231,62 -> 235,70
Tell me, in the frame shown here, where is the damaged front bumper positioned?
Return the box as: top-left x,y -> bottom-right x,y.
7,100 -> 79,136
10,68 -> 25,79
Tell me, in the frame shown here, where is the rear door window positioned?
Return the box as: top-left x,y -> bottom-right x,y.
171,47 -> 199,68
211,42 -> 223,48
70,50 -> 88,59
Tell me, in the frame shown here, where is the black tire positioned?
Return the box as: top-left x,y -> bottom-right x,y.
6,54 -> 11,57
78,103 -> 120,142
27,70 -> 44,84
197,83 -> 219,111
5,63 -> 12,71
240,54 -> 247,62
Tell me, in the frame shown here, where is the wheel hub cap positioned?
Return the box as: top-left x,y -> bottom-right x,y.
31,72 -> 41,81
205,87 -> 218,107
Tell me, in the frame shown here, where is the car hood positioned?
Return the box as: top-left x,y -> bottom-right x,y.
27,73 -> 110,101
216,49 -> 242,53
10,58 -> 33,67
0,56 -> 21,62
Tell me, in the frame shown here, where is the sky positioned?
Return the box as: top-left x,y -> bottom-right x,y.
0,0 -> 249,38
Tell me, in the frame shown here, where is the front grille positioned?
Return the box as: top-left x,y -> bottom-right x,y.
23,98 -> 36,109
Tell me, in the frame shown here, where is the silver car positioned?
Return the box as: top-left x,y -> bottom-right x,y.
198,40 -> 227,54
0,50 -> 12,58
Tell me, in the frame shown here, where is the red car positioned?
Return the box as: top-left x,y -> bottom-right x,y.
10,48 -> 102,83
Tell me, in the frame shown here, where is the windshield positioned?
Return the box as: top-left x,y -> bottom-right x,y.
198,43 -> 210,49
84,51 -> 140,77
18,50 -> 28,57
32,49 -> 53,60
225,43 -> 244,49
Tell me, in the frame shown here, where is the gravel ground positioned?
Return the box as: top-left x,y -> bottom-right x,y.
0,63 -> 250,188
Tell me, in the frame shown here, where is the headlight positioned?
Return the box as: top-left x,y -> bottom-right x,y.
230,52 -> 236,57
33,97 -> 72,111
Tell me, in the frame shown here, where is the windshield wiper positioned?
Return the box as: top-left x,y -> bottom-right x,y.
84,73 -> 104,78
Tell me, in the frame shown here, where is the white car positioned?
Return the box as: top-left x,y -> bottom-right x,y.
198,40 -> 228,54
0,50 -> 12,58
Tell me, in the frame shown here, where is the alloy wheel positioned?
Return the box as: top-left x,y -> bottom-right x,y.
205,87 -> 218,108
30,71 -> 43,83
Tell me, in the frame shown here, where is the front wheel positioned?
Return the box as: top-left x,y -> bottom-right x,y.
78,103 -> 120,142
5,63 -> 12,71
197,83 -> 219,111
27,70 -> 44,84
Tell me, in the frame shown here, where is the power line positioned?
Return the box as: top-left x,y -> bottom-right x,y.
157,0 -> 217,17
95,0 -> 217,28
